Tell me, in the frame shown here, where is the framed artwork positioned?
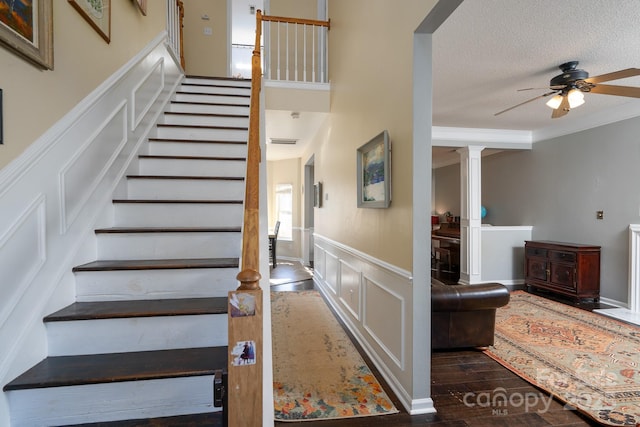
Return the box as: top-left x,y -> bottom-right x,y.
69,0 -> 111,43
0,0 -> 53,69
134,0 -> 147,16
357,130 -> 391,208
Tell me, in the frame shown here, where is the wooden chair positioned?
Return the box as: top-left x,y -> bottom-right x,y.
269,221 -> 280,268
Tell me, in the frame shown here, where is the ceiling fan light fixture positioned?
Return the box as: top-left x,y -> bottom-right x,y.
546,94 -> 563,109
567,88 -> 585,108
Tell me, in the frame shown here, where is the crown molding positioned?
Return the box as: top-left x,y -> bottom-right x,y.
432,126 -> 532,148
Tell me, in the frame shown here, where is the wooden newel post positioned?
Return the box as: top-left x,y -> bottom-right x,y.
236,269 -> 261,290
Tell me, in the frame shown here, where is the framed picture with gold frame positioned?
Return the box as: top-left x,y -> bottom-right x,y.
69,0 -> 111,43
0,0 -> 54,69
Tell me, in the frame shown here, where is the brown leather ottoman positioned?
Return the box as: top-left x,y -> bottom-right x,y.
431,280 -> 510,350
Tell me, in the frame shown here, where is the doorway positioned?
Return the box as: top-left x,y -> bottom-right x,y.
303,155 -> 315,267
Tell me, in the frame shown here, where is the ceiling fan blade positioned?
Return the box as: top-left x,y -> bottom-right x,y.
518,85 -> 566,92
494,91 -> 557,116
585,68 -> 640,84
551,96 -> 569,119
589,83 -> 640,98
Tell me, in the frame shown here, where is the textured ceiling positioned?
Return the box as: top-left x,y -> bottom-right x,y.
266,0 -> 640,161
432,0 -> 640,133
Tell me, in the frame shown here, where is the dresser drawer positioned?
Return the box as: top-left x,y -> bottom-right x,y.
526,246 -> 548,258
550,250 -> 576,263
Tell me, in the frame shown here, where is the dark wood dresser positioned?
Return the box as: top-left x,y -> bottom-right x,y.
524,240 -> 601,301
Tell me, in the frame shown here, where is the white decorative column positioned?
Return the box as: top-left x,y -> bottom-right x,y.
458,146 -> 485,285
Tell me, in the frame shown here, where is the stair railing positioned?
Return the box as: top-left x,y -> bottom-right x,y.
227,11 -> 330,426
227,9 -> 265,427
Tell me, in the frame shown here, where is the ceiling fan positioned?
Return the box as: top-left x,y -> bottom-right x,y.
495,61 -> 640,119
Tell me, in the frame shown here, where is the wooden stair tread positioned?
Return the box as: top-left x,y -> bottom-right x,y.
169,100 -> 250,108
138,155 -> 246,161
73,257 -> 239,272
94,226 -> 241,234
112,199 -> 243,204
148,138 -> 247,145
164,111 -> 249,118
181,82 -> 250,89
157,124 -> 248,131
126,175 -> 244,181
185,75 -> 250,82
44,297 -> 228,322
176,91 -> 249,99
3,346 -> 227,391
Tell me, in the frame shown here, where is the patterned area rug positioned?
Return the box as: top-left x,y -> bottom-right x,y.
271,290 -> 398,421
485,291 -> 640,426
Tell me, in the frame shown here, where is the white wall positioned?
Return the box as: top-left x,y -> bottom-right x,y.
0,35 -> 182,425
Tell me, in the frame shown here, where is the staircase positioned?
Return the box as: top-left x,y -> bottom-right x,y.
3,77 -> 252,426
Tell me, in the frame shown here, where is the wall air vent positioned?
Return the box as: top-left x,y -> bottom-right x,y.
270,138 -> 298,145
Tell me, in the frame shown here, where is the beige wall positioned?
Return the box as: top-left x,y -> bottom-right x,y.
267,157 -> 302,259
182,0 -> 229,77
0,2 -> 166,170
269,0 -> 318,18
306,0 -> 437,271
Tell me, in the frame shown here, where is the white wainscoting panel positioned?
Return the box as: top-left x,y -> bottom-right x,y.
324,251 -> 339,295
0,195 -> 46,328
60,103 -> 128,232
338,260 -> 361,320
313,234 -> 415,414
363,276 -> 404,369
0,33 -> 183,424
132,58 -> 165,130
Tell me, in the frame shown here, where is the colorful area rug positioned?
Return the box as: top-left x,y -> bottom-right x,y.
271,290 -> 398,421
485,291 -> 640,426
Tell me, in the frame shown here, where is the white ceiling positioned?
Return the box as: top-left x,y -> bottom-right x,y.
432,0 -> 640,133
264,0 -> 640,162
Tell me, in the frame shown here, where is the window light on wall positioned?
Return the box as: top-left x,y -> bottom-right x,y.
275,183 -> 293,241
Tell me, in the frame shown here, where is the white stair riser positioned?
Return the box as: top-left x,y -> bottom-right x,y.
75,268 -> 239,301
7,376 -> 218,426
139,158 -> 246,177
183,77 -> 251,88
174,93 -> 250,105
168,102 -> 249,116
162,114 -> 248,128
128,178 -> 245,200
156,126 -> 247,142
114,203 -> 243,227
179,86 -> 250,97
97,232 -> 241,260
47,314 -> 227,356
147,140 -> 247,158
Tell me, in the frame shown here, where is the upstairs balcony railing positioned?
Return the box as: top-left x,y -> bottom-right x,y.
166,0 -> 185,69
263,14 -> 330,84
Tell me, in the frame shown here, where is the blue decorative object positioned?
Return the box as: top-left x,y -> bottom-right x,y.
481,205 -> 487,219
